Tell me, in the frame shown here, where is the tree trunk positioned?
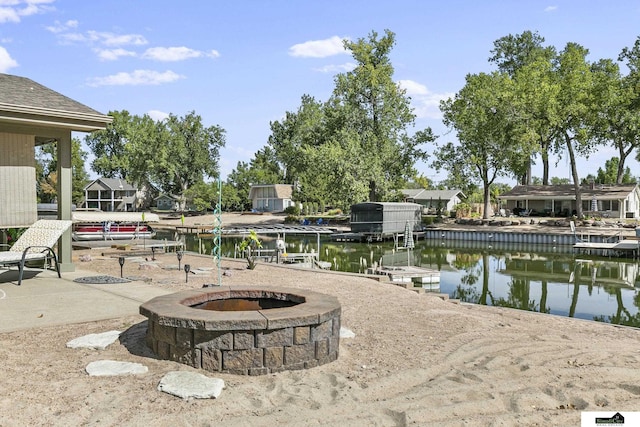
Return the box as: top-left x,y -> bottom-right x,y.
565,132 -> 583,219
368,180 -> 377,202
483,182 -> 491,220
540,281 -> 548,313
616,143 -> 632,184
479,253 -> 490,305
541,142 -> 550,185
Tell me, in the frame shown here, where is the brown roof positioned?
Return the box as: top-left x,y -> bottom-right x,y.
249,184 -> 293,200
499,184 -> 638,200
0,73 -> 111,132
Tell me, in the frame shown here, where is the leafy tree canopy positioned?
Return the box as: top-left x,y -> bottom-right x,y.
264,29 -> 434,210
36,137 -> 90,205
594,157 -> 636,184
85,110 -> 225,210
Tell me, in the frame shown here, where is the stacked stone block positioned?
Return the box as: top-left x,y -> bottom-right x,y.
141,286 -> 341,375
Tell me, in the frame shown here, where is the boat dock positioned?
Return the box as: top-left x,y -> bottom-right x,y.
367,265 -> 440,285
573,238 -> 640,257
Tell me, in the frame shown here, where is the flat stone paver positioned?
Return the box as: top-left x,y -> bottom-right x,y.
85,360 -> 148,376
157,371 -> 225,400
340,327 -> 355,338
66,330 -> 122,350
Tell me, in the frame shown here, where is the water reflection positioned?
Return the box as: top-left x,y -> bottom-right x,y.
158,231 -> 640,328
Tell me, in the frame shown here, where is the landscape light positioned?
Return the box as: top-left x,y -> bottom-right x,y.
184,264 -> 191,283
118,257 -> 125,278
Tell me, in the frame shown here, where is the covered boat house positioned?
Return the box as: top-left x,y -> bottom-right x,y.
350,202 -> 422,238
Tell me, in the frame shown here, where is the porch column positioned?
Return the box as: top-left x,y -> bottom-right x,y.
56,133 -> 74,272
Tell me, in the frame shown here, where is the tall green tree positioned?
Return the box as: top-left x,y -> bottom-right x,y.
86,110 -> 225,210
268,95 -> 325,184
437,72 -> 529,219
267,30 -> 433,208
85,110 -> 135,180
489,31 -> 557,184
511,53 -> 560,185
225,161 -> 256,211
552,43 -> 598,219
153,112 -> 225,208
489,30 -> 555,77
330,29 -> 430,201
594,157 -> 635,184
36,138 -> 90,205
599,38 -> 640,183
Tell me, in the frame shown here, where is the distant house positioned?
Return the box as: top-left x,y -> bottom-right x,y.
82,178 -> 139,212
401,189 -> 466,214
498,184 -> 640,219
154,194 -> 180,211
248,184 -> 294,212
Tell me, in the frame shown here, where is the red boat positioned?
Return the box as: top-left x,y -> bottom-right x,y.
72,212 -> 159,241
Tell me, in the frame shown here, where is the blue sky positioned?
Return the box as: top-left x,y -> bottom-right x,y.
2,0 -> 640,184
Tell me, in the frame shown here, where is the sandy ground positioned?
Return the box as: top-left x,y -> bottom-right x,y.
1,213 -> 640,426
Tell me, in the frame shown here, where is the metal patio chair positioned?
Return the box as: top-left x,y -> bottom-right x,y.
0,220 -> 73,285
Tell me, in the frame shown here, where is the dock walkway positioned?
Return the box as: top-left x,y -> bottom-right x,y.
573,238 -> 640,257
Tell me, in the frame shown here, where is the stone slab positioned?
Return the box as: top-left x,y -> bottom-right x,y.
85,360 -> 148,376
157,371 -> 225,399
66,330 -> 122,350
340,327 -> 355,339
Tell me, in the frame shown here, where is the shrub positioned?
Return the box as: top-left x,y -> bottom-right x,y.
284,215 -> 300,224
238,230 -> 262,270
284,205 -> 300,215
422,216 -> 434,226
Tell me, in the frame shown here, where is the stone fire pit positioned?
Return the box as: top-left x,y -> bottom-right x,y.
140,286 -> 341,375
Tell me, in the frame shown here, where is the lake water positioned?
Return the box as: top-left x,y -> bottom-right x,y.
157,231 -> 640,328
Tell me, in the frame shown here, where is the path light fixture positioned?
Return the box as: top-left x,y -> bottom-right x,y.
184,264 -> 191,283
177,251 -> 183,270
151,246 -> 156,261
118,256 -> 125,278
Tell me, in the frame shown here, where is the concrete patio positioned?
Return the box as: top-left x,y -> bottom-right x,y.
0,267 -> 171,333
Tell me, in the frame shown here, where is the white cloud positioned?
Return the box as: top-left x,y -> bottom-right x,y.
398,79 -> 454,120
0,0 -> 54,23
142,46 -> 205,62
147,109 -> 169,121
45,19 -> 78,33
89,30 -> 147,46
141,46 -> 220,62
58,30 -> 147,47
87,69 -> 184,86
288,35 -> 347,58
95,48 -> 136,61
0,45 -> 18,72
313,62 -> 356,73
0,7 -> 19,23
544,5 -> 558,12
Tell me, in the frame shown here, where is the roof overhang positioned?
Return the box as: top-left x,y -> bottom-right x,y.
0,103 -> 112,133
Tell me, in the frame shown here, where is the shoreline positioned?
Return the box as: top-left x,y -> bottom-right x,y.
2,213 -> 640,425
3,254 -> 640,425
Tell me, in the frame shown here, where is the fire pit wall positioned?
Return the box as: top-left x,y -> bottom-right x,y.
140,286 -> 341,375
